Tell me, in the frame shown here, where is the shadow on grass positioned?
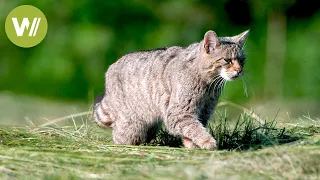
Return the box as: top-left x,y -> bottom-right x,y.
147,111 -> 305,151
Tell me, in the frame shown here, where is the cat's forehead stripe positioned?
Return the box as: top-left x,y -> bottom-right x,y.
225,50 -> 232,59
225,48 -> 236,59
225,47 -> 242,59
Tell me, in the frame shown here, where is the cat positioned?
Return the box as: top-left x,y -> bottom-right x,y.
94,30 -> 249,149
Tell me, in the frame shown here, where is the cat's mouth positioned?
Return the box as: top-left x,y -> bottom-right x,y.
220,68 -> 242,81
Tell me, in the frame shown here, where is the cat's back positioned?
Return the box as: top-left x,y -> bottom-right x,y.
106,46 -> 184,81
114,46 -> 182,66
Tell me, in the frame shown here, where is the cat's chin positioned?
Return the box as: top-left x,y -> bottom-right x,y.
225,75 -> 241,81
220,72 -> 233,81
220,69 -> 241,81
224,77 -> 234,81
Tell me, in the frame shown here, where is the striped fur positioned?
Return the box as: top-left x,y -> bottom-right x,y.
93,30 -> 249,149
93,93 -> 112,128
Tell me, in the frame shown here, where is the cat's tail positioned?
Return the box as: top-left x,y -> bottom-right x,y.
93,93 -> 113,128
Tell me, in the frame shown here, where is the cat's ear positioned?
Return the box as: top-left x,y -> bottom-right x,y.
203,30 -> 220,54
233,30 -> 249,48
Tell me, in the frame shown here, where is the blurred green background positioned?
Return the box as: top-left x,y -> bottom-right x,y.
1,0 -> 320,125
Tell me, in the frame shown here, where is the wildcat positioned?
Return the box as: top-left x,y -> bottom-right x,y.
94,30 -> 249,149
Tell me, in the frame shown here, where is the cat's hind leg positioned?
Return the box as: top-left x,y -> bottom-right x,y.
112,117 -> 148,145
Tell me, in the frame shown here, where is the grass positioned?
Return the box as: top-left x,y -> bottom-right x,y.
0,110 -> 319,179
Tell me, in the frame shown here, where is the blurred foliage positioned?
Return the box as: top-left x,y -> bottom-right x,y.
0,0 -> 320,102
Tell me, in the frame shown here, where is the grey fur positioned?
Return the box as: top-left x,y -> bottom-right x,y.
94,30 -> 249,149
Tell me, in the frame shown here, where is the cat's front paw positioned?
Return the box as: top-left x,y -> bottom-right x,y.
197,136 -> 217,150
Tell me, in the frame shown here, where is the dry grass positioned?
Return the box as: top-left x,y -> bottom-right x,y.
0,101 -> 319,179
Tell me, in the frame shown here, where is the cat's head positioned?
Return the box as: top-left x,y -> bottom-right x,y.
200,30 -> 249,81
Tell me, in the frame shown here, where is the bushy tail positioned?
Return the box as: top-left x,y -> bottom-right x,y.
93,93 -> 112,128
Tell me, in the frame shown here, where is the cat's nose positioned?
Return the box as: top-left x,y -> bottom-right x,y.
234,68 -> 242,74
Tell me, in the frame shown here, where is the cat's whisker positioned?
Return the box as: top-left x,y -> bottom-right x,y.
241,76 -> 249,98
242,72 -> 252,78
215,80 -> 221,94
217,78 -> 225,95
219,79 -> 226,95
209,75 -> 222,91
211,76 -> 221,83
208,77 -> 217,90
217,80 -> 222,94
210,74 -> 221,83
222,80 -> 226,92
222,80 -> 228,97
242,74 -> 255,98
212,77 -> 221,91
213,77 -> 223,93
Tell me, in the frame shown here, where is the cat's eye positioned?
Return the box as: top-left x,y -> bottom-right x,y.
224,58 -> 232,63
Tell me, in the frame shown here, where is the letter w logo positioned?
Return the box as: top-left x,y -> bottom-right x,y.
12,17 -> 41,37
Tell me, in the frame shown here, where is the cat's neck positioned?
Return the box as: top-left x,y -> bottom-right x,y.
184,42 -> 219,85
